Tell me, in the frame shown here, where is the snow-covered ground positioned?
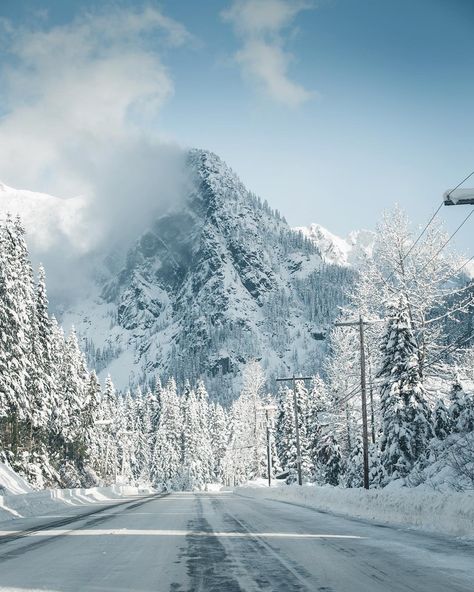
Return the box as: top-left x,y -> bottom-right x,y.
236,481 -> 474,538
0,462 -> 152,524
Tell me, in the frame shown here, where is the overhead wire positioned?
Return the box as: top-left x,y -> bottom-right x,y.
452,255 -> 474,277
333,171 -> 474,408
445,170 -> 474,199
337,331 -> 474,408
418,209 -> 474,274
383,170 -> 474,284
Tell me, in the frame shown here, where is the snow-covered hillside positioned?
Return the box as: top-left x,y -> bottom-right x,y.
294,223 -> 375,267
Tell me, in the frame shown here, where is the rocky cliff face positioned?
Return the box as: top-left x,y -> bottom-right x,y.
59,150 -> 356,400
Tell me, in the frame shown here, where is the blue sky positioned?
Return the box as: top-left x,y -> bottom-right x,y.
0,0 -> 473,253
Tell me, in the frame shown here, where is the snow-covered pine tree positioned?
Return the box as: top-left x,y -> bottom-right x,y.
433,397 -> 450,440
151,378 -> 183,489
0,216 -> 33,456
195,380 -> 213,486
275,382 -> 312,483
136,388 -> 153,485
209,401 -> 228,483
378,295 -> 432,481
449,371 -> 466,433
181,386 -> 202,489
344,436 -> 364,488
317,431 -> 342,486
275,386 -> 296,481
368,443 -> 385,488
84,371 -> 102,475
99,375 -> 119,482
307,375 -> 333,480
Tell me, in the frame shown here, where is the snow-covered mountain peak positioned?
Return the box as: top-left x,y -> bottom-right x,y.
294,223 -> 374,267
61,149 -> 355,395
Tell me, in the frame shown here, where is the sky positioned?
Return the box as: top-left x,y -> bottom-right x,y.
0,0 -> 473,256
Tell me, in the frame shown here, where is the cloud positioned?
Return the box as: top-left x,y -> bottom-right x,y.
222,0 -> 314,107
0,5 -> 192,304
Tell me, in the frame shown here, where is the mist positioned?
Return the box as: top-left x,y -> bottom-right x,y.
0,6 -> 193,307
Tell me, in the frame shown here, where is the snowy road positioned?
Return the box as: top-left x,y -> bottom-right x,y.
0,491 -> 473,591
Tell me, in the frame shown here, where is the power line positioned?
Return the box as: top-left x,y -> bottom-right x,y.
401,202 -> 444,263
339,331 -> 474,407
383,170 -> 474,284
450,255 -> 474,279
419,209 -> 474,274
426,332 -> 474,370
445,170 -> 474,199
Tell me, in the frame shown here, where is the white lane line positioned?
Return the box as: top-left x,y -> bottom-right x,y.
0,529 -> 365,539
75,512 -> 196,516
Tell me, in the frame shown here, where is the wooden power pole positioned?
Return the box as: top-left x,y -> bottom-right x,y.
334,316 -> 370,489
276,375 -> 312,486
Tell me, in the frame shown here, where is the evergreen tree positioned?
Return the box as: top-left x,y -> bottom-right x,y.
317,431 -> 342,486
433,398 -> 450,440
151,379 -> 182,489
345,437 -> 364,488
449,372 -> 465,433
209,402 -> 228,483
378,296 -> 432,480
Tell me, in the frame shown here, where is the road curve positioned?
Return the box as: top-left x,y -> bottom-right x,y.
0,491 -> 472,591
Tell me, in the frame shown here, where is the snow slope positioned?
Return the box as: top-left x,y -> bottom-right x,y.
294,223 -> 375,267
236,483 -> 474,538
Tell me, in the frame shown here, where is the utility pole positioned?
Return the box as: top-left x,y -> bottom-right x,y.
334,316 -> 371,489
259,404 -> 277,487
276,375 -> 312,486
95,419 -> 113,481
266,412 -> 272,487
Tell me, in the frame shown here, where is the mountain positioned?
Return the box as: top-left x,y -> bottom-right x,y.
1,152 -> 356,400
58,150 -> 355,399
293,223 -> 375,267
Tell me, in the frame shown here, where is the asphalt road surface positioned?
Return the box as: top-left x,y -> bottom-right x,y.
0,491 -> 473,591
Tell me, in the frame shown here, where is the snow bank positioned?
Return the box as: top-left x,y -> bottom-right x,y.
0,462 -> 33,495
236,483 -> 474,538
0,463 -> 154,524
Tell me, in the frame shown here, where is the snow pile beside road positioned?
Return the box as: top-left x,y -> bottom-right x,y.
236,483 -> 474,538
0,462 -> 33,495
0,461 -> 154,523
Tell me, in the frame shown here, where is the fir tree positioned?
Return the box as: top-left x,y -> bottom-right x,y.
433,398 -> 450,440
378,296 -> 432,480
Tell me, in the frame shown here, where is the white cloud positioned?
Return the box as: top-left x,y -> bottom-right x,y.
0,5 -> 189,196
222,0 -> 314,107
0,6 -> 191,302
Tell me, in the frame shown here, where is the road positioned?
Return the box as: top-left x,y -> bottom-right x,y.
0,491 -> 473,591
